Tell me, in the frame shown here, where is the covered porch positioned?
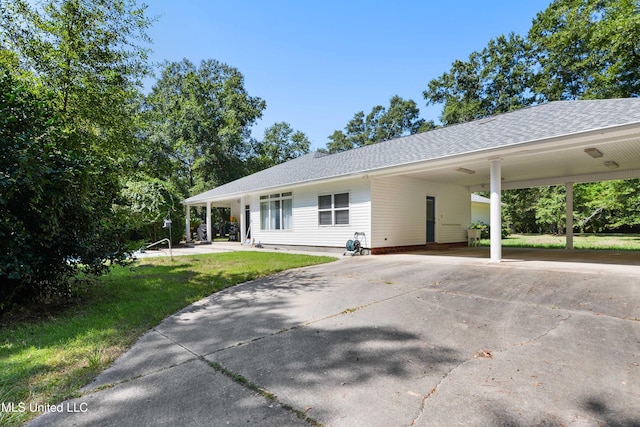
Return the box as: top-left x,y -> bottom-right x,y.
183,196 -> 250,245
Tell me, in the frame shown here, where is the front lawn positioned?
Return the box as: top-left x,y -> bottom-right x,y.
0,251 -> 335,426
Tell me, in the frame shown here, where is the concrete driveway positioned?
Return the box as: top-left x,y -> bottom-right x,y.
28,254 -> 640,426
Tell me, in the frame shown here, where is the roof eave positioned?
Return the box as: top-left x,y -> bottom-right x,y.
182,171 -> 368,206
364,120 -> 640,179
183,118 -> 640,206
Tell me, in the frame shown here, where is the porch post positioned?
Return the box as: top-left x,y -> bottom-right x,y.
490,159 -> 502,262
566,182 -> 574,250
206,201 -> 212,243
239,197 -> 246,244
185,204 -> 191,243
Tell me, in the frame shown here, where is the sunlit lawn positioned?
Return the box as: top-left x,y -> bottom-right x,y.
480,233 -> 640,250
0,251 -> 335,426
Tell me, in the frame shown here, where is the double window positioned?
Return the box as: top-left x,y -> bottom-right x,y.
318,193 -> 349,226
260,192 -> 292,230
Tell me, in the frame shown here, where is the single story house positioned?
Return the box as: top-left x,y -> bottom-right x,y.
183,98 -> 640,261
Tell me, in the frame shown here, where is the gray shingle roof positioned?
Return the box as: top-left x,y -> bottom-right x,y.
185,98 -> 640,204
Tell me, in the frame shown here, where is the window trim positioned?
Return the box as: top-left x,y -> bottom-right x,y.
260,192 -> 293,231
318,192 -> 350,226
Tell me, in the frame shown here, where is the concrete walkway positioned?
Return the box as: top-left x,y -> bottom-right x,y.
132,241 -> 343,259
27,251 -> 640,426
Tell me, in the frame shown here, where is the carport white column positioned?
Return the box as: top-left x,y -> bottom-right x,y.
185,205 -> 191,243
206,201 -> 212,243
566,182 -> 574,250
239,197 -> 246,244
490,159 -> 502,262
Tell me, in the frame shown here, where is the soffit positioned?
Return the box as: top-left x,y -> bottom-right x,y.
396,127 -> 640,189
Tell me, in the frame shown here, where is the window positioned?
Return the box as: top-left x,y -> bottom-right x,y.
260,192 -> 292,230
318,192 -> 350,226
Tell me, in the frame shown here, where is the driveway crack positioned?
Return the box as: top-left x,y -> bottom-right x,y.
202,284 -> 434,358
207,360 -> 324,426
409,361 -> 466,426
516,312 -> 572,347
408,311 -> 572,426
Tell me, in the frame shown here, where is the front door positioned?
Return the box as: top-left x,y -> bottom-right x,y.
426,196 -> 435,243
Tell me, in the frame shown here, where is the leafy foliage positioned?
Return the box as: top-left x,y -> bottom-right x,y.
469,221 -> 510,239
424,0 -> 640,122
501,189 -> 540,233
0,0 -> 153,156
325,95 -> 432,153
500,181 -> 640,235
574,180 -> 640,232
534,186 -> 567,234
0,66 -> 129,310
0,0 -> 153,310
424,33 -> 536,126
119,176 -> 185,244
250,122 -> 310,171
143,58 -> 266,194
529,0 -> 640,100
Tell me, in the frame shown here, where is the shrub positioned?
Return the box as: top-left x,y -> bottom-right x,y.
119,177 -> 185,245
0,66 -> 129,311
470,221 -> 510,239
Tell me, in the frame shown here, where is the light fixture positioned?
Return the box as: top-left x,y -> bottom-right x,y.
584,147 -> 603,158
604,161 -> 619,169
455,167 -> 475,174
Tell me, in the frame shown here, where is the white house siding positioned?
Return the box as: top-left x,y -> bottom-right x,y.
370,175 -> 470,248
471,201 -> 491,224
248,177 -> 372,249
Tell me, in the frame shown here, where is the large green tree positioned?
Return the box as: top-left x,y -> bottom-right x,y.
143,58 -> 266,194
529,0 -> 640,100
0,66 -> 128,309
501,189 -> 540,233
425,1 -> 640,123
326,95 -> 432,153
0,0 -> 152,156
573,180 -> 640,232
423,33 -> 535,126
0,0 -> 154,308
535,186 -> 568,234
250,122 -> 310,171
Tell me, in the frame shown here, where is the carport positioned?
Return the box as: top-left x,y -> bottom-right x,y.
394,103 -> 640,262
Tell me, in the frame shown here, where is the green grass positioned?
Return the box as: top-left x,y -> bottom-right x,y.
479,233 -> 640,250
0,251 -> 335,426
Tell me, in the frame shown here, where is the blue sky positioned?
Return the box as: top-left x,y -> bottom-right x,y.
144,1 -> 553,150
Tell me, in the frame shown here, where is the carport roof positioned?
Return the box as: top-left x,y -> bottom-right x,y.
185,98 -> 640,205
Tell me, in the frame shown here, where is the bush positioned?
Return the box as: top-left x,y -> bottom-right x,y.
0,66 -> 129,311
119,177 -> 186,246
470,221 -> 510,239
